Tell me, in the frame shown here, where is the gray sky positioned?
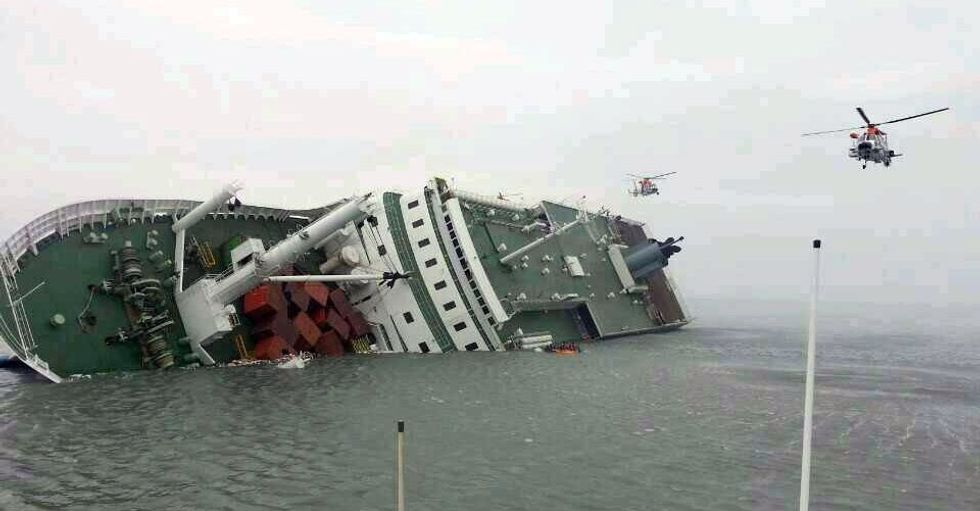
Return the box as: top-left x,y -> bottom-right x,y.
2,1 -> 978,306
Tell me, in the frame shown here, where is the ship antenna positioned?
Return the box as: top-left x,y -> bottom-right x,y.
799,239 -> 821,511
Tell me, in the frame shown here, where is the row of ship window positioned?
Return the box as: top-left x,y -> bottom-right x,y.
402,311 -> 467,332
404,198 -> 470,340
407,203 -> 435,266
442,212 -> 495,323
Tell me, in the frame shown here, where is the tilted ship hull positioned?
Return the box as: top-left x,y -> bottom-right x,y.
0,178 -> 689,382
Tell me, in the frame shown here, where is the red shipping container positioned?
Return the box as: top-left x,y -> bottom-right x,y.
251,313 -> 281,339
243,284 -> 286,320
292,312 -> 320,345
326,308 -> 351,340
278,322 -> 299,347
310,307 -> 329,329
347,312 -> 371,338
304,282 -> 330,308
315,330 -> 344,357
329,289 -> 356,318
254,336 -> 294,360
285,282 -> 311,312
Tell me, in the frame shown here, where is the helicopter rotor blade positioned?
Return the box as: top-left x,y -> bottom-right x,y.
800,126 -> 865,137
876,107 -> 949,126
856,107 -> 872,126
628,171 -> 676,179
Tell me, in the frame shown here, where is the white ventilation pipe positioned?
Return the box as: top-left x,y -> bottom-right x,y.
172,182 -> 242,293
319,245 -> 361,274
211,196 -> 370,304
264,273 -> 390,283
315,225 -> 353,250
172,182 -> 242,233
499,218 -> 582,266
451,189 -> 533,212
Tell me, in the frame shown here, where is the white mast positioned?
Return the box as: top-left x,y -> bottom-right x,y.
396,420 -> 406,511
799,239 -> 821,511
172,182 -> 243,292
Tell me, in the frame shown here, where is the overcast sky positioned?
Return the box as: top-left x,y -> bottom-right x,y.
2,1 -> 977,306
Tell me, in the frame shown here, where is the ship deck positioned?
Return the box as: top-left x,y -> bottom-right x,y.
1,211 -> 317,376
457,198 -> 686,344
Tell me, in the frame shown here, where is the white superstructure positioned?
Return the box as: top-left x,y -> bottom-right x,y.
336,182 -> 509,353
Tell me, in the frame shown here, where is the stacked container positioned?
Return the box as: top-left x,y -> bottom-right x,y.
241,274 -> 373,360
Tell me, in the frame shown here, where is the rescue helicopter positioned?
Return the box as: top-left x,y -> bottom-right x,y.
628,172 -> 676,197
801,106 -> 949,169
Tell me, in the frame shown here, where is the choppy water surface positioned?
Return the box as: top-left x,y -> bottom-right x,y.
1,299 -> 978,510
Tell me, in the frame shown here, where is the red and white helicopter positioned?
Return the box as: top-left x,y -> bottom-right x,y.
628,172 -> 676,197
802,106 -> 949,169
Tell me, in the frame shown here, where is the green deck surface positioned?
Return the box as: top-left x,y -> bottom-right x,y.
460,199 -> 673,341
3,215 -> 311,376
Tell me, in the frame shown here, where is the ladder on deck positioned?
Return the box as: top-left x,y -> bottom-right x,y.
190,236 -> 217,270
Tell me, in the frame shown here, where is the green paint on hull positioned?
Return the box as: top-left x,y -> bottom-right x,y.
3,214 -> 314,376
1,187 -> 688,379
382,192 -> 455,352
423,190 -> 496,350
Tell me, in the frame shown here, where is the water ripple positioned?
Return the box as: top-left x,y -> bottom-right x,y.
1,321 -> 979,509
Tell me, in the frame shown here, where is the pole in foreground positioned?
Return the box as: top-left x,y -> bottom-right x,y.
799,239 -> 821,511
396,420 -> 405,511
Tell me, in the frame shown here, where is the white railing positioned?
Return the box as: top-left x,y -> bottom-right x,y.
0,247 -> 56,382
0,195 -> 347,382
0,198 -> 332,275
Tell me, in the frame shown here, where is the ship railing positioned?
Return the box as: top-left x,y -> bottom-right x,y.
0,249 -> 38,358
0,198 -> 337,276
207,266 -> 237,282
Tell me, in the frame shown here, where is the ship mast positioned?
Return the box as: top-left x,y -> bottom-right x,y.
172,182 -> 243,293
174,189 -> 372,350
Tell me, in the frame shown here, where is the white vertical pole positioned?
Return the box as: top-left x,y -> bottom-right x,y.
396,420 -> 405,511
174,229 -> 186,293
799,239 -> 821,511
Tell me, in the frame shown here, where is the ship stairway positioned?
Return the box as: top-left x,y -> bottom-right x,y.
351,337 -> 372,354
192,236 -> 217,270
233,334 -> 252,360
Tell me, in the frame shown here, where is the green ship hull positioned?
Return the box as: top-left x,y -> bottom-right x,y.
1,179 -> 689,382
